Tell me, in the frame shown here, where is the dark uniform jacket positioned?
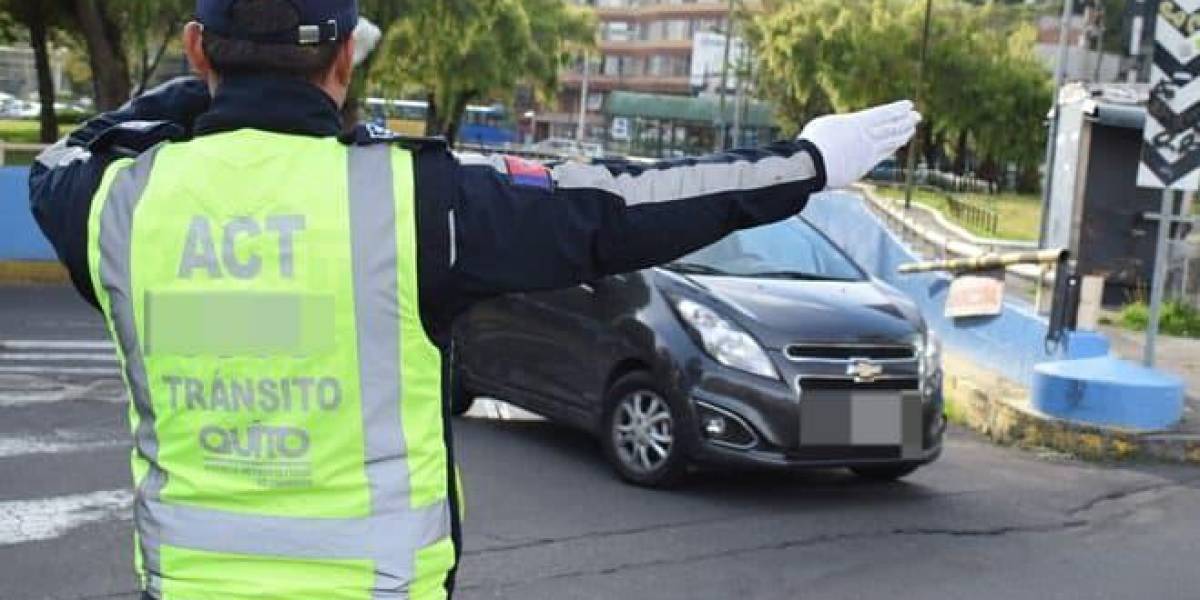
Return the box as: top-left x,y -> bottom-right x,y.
28,75 -> 827,594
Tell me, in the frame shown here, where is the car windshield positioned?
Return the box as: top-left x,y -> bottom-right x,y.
666,218 -> 865,281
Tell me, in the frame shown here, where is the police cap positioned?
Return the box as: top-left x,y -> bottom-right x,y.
196,0 -> 358,46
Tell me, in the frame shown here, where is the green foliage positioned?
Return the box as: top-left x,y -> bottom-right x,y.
746,0 -> 1052,180
369,0 -> 594,139
117,0 -> 191,94
1119,300 -> 1200,338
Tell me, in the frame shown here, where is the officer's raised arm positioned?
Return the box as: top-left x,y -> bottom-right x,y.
449,100 -> 920,300
28,77 -> 212,307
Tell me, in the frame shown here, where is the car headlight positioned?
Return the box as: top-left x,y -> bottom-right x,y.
674,298 -> 779,380
918,330 -> 942,383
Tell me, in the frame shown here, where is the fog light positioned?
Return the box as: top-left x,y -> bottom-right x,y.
704,416 -> 727,437
696,402 -> 758,449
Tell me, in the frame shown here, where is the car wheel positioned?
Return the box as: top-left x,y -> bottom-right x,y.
601,372 -> 689,488
849,464 -> 920,481
450,368 -> 477,417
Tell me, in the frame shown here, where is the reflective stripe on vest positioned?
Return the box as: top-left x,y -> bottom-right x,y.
87,132 -> 454,600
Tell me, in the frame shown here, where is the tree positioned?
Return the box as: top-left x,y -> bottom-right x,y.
747,0 -> 1051,191
370,0 -> 594,142
123,0 -> 190,96
70,0 -> 131,111
0,0 -> 67,143
344,0 -> 421,127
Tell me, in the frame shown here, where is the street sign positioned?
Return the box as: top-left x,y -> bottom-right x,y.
1138,0 -> 1200,190
944,273 -> 1005,319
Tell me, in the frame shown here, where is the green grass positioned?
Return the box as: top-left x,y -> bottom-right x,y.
1118,300 -> 1200,338
873,185 -> 1043,242
1,119 -> 76,166
0,119 -> 72,145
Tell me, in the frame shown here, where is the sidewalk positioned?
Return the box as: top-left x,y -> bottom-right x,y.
857,186 -> 1200,460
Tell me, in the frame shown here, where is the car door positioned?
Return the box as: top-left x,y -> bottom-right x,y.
518,273 -> 651,418
456,293 -> 547,397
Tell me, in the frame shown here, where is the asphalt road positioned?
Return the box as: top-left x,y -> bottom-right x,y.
2,285 -> 1200,600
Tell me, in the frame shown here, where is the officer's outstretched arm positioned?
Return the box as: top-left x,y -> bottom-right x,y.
28,77 -> 211,308
450,101 -> 919,299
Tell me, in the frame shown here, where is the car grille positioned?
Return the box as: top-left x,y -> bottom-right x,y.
784,344 -> 915,362
798,378 -> 920,391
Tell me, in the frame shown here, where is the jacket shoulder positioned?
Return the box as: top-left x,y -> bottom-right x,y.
339,123 -> 449,153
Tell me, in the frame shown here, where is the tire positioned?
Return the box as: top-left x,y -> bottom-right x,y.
600,372 -> 690,488
450,367 -> 477,417
849,464 -> 920,482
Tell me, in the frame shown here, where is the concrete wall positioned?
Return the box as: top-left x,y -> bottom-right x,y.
1,166 -> 56,261
805,192 -> 1105,387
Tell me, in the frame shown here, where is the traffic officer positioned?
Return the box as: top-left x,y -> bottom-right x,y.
29,0 -> 919,598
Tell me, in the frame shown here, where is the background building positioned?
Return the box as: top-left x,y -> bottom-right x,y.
530,0 -> 777,156
0,45 -> 66,100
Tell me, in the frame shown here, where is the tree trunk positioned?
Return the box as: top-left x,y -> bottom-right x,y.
27,4 -> 59,144
922,125 -> 937,170
952,130 -> 969,175
444,96 -> 471,148
424,93 -> 440,138
72,0 -> 130,110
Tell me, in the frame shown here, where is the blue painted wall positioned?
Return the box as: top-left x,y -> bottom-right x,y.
805,192 -> 1105,387
1,167 -> 56,261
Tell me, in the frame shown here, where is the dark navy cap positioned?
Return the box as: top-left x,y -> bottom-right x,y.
196,0 -> 358,45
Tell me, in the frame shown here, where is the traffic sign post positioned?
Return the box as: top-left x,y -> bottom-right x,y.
1138,0 -> 1200,366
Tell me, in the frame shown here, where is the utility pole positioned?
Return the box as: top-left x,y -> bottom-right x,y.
903,0 -> 934,210
732,51 -> 747,148
1038,0 -> 1075,247
576,50 -> 590,143
715,0 -> 735,151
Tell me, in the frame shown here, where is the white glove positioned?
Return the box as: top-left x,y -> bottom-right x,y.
352,17 -> 383,67
799,100 -> 922,190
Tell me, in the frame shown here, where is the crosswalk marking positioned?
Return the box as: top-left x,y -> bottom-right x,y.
0,340 -> 114,351
0,489 -> 133,546
0,431 -> 127,459
0,365 -> 121,376
0,353 -> 121,363
0,339 -> 120,379
0,339 -> 543,557
0,378 -> 126,408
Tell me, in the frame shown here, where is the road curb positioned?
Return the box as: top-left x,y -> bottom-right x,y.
0,261 -> 68,284
943,354 -> 1200,464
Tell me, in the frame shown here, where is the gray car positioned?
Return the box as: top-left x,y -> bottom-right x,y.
452,217 -> 946,487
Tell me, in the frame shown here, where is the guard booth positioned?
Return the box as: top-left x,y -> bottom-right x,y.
1045,83 -> 1196,305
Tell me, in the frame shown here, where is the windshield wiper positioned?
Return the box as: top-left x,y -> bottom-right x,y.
739,270 -> 853,281
663,261 -> 730,276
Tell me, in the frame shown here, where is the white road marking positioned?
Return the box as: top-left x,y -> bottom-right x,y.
0,353 -> 118,363
0,366 -> 121,377
0,489 -> 133,546
0,432 -> 127,459
466,398 -> 544,422
0,340 -> 114,351
0,379 -> 126,408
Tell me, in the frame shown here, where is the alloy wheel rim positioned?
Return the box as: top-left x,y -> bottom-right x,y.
613,390 -> 674,473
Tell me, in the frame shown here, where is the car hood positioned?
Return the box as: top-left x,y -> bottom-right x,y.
677,274 -> 924,350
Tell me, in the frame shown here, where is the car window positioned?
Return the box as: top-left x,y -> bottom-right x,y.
669,218 -> 865,281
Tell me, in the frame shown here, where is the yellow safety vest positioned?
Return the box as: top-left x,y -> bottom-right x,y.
87,129 -> 455,599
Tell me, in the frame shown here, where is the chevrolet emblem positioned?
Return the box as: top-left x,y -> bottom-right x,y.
847,358 -> 884,383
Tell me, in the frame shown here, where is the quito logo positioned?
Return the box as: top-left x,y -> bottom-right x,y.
199,423 -> 311,460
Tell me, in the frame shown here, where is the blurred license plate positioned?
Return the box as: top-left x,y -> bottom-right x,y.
800,390 -> 922,457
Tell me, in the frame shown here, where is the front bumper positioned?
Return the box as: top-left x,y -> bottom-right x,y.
679,354 -> 946,470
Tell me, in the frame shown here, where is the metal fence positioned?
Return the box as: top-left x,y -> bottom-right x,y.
867,166 -> 995,195
944,193 -> 1000,236
870,180 -> 1000,237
